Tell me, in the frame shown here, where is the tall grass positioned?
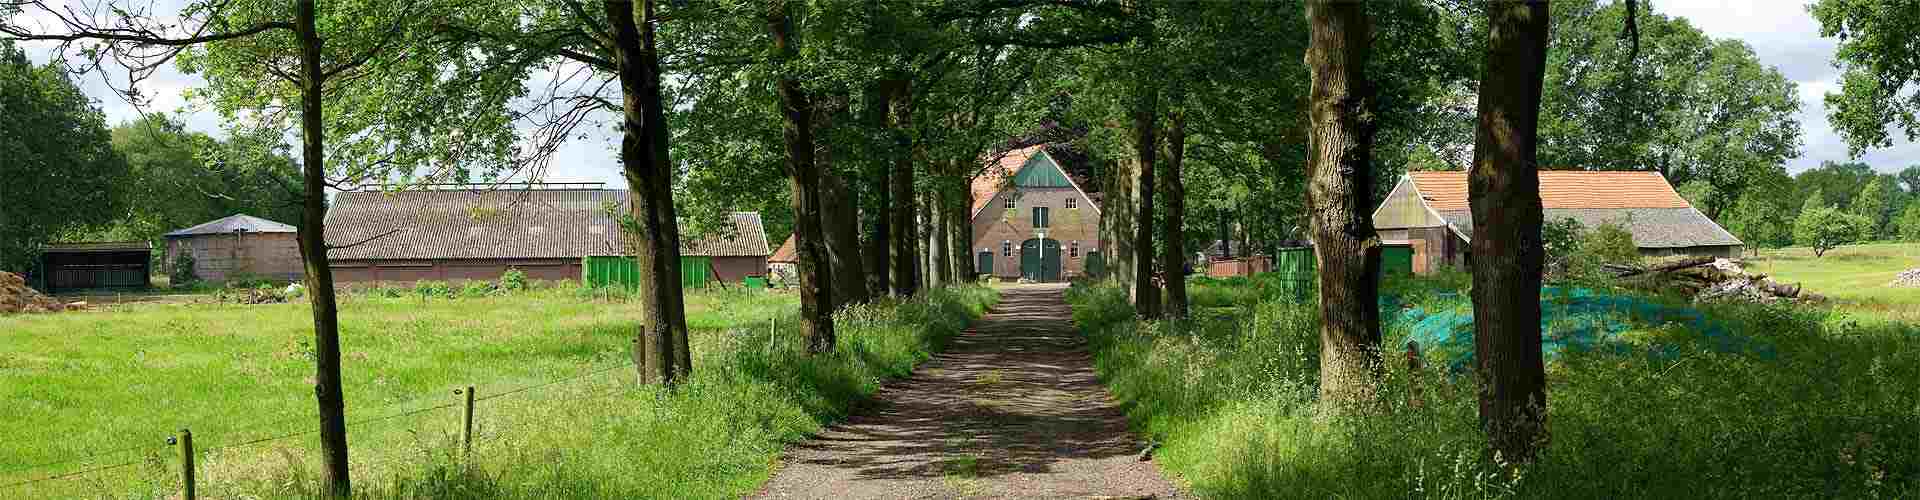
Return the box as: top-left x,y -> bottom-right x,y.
1,284 -> 996,498
1070,278 -> 1919,499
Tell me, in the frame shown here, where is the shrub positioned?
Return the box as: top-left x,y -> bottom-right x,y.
459,280 -> 497,298
169,252 -> 198,287
1794,205 -> 1869,257
499,267 -> 528,292
412,280 -> 453,299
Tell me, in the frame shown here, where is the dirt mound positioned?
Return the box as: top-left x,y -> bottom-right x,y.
1893,268 -> 1920,288
0,272 -> 71,314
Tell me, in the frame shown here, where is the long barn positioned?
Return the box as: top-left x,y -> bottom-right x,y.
1372,171 -> 1743,274
325,186 -> 768,284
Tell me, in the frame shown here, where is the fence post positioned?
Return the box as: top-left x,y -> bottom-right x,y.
461,385 -> 476,459
178,428 -> 195,500
768,317 -> 775,355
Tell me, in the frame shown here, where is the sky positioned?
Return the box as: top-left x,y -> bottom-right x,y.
16,0 -> 1919,186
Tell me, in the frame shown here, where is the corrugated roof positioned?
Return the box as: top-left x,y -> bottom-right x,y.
1436,208 -> 1743,249
43,241 -> 153,253
325,189 -> 767,260
165,214 -> 298,237
1408,171 -> 1691,211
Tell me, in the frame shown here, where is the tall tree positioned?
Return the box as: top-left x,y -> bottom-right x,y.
767,0 -> 836,353
1303,0 -> 1382,406
1851,176 -> 1894,239
1470,0 -> 1552,463
1809,0 -> 1920,155
0,39 -> 131,273
607,0 -> 694,384
1159,106 -> 1189,318
1128,32 -> 1161,319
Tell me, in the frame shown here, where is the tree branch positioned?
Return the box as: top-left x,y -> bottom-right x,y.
325,228 -> 403,250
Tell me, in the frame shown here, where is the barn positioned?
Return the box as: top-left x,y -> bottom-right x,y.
1373,171 -> 1744,274
969,143 -> 1102,282
163,214 -> 303,283
324,186 -> 769,284
37,241 -> 152,293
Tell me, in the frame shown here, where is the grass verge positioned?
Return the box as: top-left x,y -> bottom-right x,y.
2,284 -> 996,498
1070,277 -> 1917,499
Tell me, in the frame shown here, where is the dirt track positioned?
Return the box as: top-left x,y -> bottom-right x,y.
753,284 -> 1179,499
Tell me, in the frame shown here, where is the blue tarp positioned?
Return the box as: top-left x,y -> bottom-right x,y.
1391,287 -> 1774,371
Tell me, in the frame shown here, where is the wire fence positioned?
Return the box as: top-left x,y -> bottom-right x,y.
0,358 -> 638,498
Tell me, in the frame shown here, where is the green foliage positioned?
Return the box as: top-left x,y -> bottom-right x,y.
498,267 -> 528,292
86,115 -> 303,254
458,280 -> 497,298
1543,218 -> 1639,280
1069,278 -> 1920,498
169,252 -> 200,287
1794,204 -> 1869,257
1539,0 -> 1800,219
1581,222 -> 1640,265
0,40 -> 133,272
1724,171 -> 1797,249
412,280 -> 454,299
1901,205 -> 1920,242
1852,176 -> 1894,238
1809,0 -> 1920,154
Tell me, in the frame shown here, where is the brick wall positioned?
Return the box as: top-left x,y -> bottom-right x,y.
970,186 -> 1100,281
167,232 -> 304,283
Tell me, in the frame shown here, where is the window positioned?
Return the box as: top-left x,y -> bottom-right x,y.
1069,241 -> 1080,258
1066,197 -> 1077,209
1005,196 -> 1016,209
1002,240 -> 1012,256
1032,206 -> 1050,228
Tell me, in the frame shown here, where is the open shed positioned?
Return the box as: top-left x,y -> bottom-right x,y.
39,241 -> 152,293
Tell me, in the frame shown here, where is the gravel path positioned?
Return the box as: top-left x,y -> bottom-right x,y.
752,284 -> 1180,500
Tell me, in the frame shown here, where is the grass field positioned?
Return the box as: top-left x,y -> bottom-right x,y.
1746,242 -> 1920,323
1,284 -> 996,498
1073,275 -> 1920,498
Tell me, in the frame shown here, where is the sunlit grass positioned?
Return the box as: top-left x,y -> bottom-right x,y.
1747,242 -> 1920,324
1,284 -> 997,498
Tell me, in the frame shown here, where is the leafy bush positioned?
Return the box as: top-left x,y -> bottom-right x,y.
1794,205 -> 1869,257
459,280 -> 497,298
412,280 -> 453,299
169,252 -> 198,287
1070,278 -> 1920,498
1543,217 -> 1639,281
1899,204 -> 1920,242
499,267 -> 528,292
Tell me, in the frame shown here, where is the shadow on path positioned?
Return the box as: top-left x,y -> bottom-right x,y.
753,284 -> 1179,499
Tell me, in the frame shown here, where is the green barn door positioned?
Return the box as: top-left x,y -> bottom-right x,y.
977,251 -> 994,277
1019,239 -> 1062,282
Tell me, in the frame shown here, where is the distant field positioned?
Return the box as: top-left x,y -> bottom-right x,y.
1746,242 -> 1920,323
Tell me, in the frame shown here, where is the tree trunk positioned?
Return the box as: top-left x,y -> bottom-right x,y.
927,188 -> 949,288
1471,0 -> 1551,464
1101,158 -> 1136,289
767,0 -> 835,354
862,83 -> 896,297
1160,109 -> 1189,318
609,0 -> 689,385
1130,65 -> 1161,319
294,1 -> 349,496
949,168 -> 973,283
1305,0 -> 1383,408
822,171 -> 866,307
888,82 -> 919,297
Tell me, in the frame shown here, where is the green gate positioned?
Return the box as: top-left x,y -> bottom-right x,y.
1271,247 -> 1316,300
1083,250 -> 1105,280
1019,238 -> 1061,282
1380,244 -> 1414,277
582,255 -> 713,290
977,250 -> 994,277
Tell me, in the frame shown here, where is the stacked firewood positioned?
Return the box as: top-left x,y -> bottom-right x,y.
1604,257 -> 1815,303
1893,268 -> 1920,288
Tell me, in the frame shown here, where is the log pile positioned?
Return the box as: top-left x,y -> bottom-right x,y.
1605,257 -> 1815,303
1893,268 -> 1920,288
0,272 -> 75,314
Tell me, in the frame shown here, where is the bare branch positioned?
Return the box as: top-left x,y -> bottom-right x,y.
324,227 -> 403,250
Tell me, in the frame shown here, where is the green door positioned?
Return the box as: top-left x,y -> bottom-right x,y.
1084,250 -> 1104,280
1019,238 -> 1061,282
977,251 -> 994,277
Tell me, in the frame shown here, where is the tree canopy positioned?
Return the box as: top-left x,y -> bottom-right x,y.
0,40 -> 132,273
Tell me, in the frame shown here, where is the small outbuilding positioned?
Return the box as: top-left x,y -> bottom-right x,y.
39,241 -> 152,293
1373,171 -> 1744,274
164,214 -> 304,283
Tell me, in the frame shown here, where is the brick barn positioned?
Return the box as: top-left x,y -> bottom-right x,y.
324,186 -> 769,284
164,214 -> 303,283
970,144 -> 1101,282
1372,171 -> 1744,274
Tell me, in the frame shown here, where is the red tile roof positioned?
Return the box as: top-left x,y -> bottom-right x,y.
1407,171 -> 1691,211
970,144 -> 1048,217
769,235 -> 797,264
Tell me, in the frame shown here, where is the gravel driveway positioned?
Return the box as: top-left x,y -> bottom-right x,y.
752,284 -> 1180,500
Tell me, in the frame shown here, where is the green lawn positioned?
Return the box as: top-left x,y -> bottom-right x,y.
1,284 -> 996,498
1746,242 -> 1920,323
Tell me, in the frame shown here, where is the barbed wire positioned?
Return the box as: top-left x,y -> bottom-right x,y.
0,440 -> 167,476
0,456 -> 148,491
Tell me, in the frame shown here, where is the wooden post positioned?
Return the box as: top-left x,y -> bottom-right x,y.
178,428 -> 195,500
1406,341 -> 1424,409
768,317 -> 776,355
461,386 -> 476,458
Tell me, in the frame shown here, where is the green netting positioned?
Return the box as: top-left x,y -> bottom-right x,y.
1392,287 -> 1774,372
